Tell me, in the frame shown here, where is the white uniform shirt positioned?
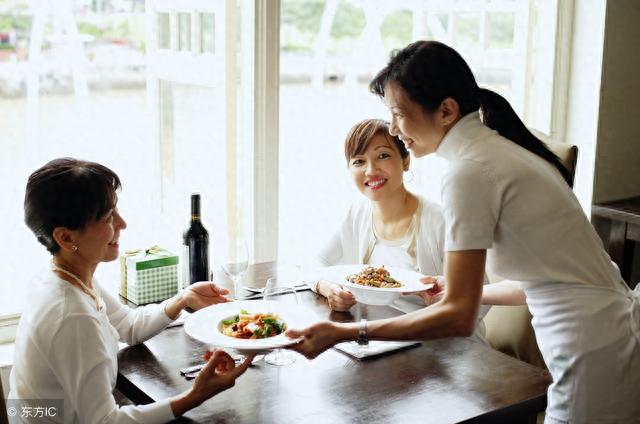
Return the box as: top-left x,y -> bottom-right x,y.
436,111 -> 622,289
9,269 -> 176,424
436,111 -> 639,422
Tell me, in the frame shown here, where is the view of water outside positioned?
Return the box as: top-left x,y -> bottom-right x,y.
0,0 -> 531,315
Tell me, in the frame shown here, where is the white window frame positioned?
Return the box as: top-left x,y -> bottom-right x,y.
0,315 -> 20,345
0,0 -> 581,341
145,0 -> 281,263
548,0 -> 575,143
253,0 -> 280,262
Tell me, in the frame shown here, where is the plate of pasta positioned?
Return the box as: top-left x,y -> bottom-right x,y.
184,300 -> 318,354
319,264 -> 433,305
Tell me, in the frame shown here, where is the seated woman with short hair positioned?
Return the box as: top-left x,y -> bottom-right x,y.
9,158 -> 252,423
313,119 -> 489,338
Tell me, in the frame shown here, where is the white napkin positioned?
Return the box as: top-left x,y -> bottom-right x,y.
334,340 -> 421,359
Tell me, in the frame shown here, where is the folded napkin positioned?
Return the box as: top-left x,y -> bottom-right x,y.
334,340 -> 421,359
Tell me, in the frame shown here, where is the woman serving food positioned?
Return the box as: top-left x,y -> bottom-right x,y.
311,118 -> 489,341
288,41 -> 640,422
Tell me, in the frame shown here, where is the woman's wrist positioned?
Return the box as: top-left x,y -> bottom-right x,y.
335,322 -> 359,343
315,280 -> 328,297
316,281 -> 340,298
164,292 -> 186,320
170,389 -> 202,417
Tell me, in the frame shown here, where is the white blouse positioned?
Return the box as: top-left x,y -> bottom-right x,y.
436,111 -> 621,289
9,269 -> 175,424
315,196 -> 445,276
314,196 -> 490,338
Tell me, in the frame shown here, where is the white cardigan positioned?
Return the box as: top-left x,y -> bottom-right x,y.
314,196 -> 489,340
9,269 -> 175,424
316,196 -> 445,276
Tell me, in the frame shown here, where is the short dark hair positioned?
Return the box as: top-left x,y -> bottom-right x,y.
24,158 -> 121,254
344,119 -> 409,163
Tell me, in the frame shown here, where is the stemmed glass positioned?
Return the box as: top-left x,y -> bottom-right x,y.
217,238 -> 249,300
263,277 -> 299,366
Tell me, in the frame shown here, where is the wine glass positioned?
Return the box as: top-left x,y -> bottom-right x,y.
263,277 -> 299,366
218,239 -> 249,300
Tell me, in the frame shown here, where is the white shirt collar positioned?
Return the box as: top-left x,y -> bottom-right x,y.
435,111 -> 484,161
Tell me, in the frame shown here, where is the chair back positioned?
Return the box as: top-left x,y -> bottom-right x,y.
530,128 -> 578,187
0,376 -> 7,424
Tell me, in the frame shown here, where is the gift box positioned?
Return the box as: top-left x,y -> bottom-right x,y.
120,246 -> 179,305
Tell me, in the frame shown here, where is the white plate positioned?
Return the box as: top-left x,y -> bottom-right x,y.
319,264 -> 432,306
184,300 -> 318,354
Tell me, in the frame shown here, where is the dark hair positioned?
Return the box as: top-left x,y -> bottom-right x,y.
370,40 -> 573,186
344,119 -> 409,163
24,158 -> 121,254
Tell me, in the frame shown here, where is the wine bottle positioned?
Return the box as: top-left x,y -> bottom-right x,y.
183,194 -> 209,286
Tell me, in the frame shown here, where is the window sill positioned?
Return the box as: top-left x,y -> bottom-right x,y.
0,314 -> 20,345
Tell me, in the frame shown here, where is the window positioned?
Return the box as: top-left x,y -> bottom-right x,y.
1,0 -> 152,315
278,0 -> 562,265
0,0 -> 566,321
0,0 -> 256,318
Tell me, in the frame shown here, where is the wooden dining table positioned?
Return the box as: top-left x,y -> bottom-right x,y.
117,262 -> 551,423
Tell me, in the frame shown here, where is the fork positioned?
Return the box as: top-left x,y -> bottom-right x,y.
243,282 -> 308,293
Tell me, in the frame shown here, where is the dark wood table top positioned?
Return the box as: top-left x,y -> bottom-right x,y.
117,262 -> 551,424
592,195 -> 640,226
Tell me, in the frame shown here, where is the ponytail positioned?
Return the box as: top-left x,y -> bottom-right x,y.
478,88 -> 573,186
370,41 -> 573,186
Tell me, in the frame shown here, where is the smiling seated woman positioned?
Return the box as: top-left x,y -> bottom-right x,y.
310,119 -> 489,341
8,158 -> 253,424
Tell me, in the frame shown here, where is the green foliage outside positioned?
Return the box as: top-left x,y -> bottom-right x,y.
78,16 -> 145,51
281,1 -> 515,55
380,10 -> 412,52
454,13 -> 480,46
0,14 -> 29,33
487,13 -> 514,48
0,12 -> 144,51
281,0 -> 324,53
282,0 -> 412,55
1,1 -> 514,55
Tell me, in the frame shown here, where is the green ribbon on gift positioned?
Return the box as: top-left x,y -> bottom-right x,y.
124,245 -> 178,270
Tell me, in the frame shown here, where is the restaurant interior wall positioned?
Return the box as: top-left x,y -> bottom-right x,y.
591,0 -> 640,204
591,0 -> 640,285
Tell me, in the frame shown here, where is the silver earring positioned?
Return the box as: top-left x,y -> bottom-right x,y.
72,245 -> 78,252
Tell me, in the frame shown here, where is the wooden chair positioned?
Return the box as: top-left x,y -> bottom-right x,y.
482,130 -> 578,368
0,376 -> 7,424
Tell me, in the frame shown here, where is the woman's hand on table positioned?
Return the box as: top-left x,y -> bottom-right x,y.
191,350 -> 253,399
317,281 -> 357,311
285,321 -> 353,359
171,350 -> 254,416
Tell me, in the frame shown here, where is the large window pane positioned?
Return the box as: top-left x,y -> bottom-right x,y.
0,1 -> 151,314
0,0 -> 253,316
278,0 -> 558,264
